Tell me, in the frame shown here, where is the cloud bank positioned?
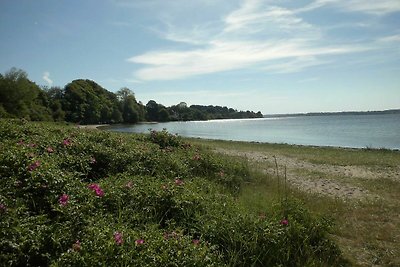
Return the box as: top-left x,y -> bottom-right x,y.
126,0 -> 399,81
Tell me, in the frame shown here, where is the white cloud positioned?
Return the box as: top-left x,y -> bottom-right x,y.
42,71 -> 53,86
337,0 -> 400,15
378,34 -> 400,43
224,0 -> 314,35
262,56 -> 329,74
301,0 -> 400,15
129,40 -> 367,80
127,0 -> 379,81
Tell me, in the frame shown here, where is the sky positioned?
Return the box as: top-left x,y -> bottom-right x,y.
0,0 -> 399,114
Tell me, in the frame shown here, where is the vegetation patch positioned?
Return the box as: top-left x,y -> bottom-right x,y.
0,119 -> 347,266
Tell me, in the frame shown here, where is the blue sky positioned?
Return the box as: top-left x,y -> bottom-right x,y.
1,0 -> 399,114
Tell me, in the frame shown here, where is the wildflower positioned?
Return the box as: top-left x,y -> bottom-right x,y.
88,183 -> 104,197
125,181 -> 133,189
114,232 -> 124,245
192,154 -> 201,161
72,240 -> 81,252
135,239 -> 144,245
28,161 -> 40,172
88,184 -> 99,190
161,184 -> 168,190
280,219 -> 289,226
192,239 -> 200,246
17,140 -> 24,145
174,178 -> 184,186
28,143 -> 37,148
0,203 -> 6,213
63,138 -> 72,146
89,157 -> 96,164
59,194 -> 69,206
46,146 -> 54,153
95,187 -> 104,197
219,171 -> 225,177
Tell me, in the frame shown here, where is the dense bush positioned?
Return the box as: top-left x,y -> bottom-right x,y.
0,119 -> 347,266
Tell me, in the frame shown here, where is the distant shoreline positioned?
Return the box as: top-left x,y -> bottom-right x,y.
264,108 -> 400,118
77,124 -> 109,130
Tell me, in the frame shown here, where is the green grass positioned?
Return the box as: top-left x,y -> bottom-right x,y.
0,120 -> 348,266
189,138 -> 400,267
188,138 -> 400,167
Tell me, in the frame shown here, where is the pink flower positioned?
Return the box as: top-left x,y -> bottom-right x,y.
88,184 -> 99,190
114,232 -> 124,245
72,240 -> 81,252
95,188 -> 104,197
174,178 -> 184,186
280,219 -> 289,226
125,181 -> 133,189
28,161 -> 40,172
28,143 -> 37,148
46,147 -> 54,153
17,140 -> 24,145
88,183 -> 104,197
89,157 -> 96,164
192,239 -> 200,246
63,138 -> 72,146
59,194 -> 69,206
135,239 -> 144,245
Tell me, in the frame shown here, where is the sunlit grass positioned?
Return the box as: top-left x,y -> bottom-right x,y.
191,137 -> 400,266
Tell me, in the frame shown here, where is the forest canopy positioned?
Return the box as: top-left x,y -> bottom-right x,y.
0,68 -> 263,124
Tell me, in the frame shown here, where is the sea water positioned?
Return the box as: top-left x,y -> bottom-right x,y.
105,114 -> 400,149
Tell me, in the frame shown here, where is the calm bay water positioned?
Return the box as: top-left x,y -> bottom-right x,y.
105,114 -> 400,149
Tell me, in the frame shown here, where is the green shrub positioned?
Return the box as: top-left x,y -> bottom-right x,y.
148,128 -> 183,149
0,119 -> 348,266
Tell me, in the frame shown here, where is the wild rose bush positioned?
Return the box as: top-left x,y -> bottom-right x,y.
0,119 -> 347,266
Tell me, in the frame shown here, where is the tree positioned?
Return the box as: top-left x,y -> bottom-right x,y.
63,79 -> 119,124
158,108 -> 170,122
45,86 -> 65,121
116,87 -> 143,123
0,68 -> 52,120
122,97 -> 139,123
146,100 -> 160,121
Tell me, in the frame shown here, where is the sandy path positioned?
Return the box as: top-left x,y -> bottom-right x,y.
214,148 -> 399,200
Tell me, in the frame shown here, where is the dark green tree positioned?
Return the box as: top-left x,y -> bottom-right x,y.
0,68 -> 52,120
158,108 -> 170,122
116,87 -> 143,123
63,79 -> 119,124
146,100 -> 160,121
44,86 -> 65,121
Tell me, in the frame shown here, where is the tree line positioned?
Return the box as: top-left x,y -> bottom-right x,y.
0,68 -> 263,124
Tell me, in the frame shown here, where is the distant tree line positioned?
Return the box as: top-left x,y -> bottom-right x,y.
0,68 -> 263,124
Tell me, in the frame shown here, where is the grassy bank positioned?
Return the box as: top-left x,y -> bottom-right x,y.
0,119 -> 348,266
187,138 -> 400,266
